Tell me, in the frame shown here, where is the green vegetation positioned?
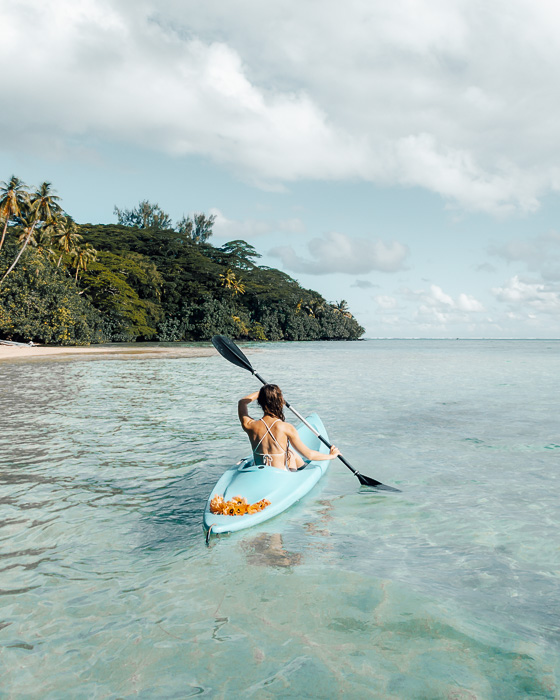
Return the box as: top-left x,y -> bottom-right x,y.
0,177 -> 365,344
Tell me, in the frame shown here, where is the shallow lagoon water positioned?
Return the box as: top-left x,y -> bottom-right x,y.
1,340 -> 559,698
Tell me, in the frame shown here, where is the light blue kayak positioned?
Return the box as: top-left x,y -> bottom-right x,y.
203,413 -> 331,536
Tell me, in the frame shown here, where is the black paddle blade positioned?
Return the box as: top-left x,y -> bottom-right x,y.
357,472 -> 401,491
211,335 -> 254,374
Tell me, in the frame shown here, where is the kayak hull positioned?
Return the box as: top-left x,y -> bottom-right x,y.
203,413 -> 330,534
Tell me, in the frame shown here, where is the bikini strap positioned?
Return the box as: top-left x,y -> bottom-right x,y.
254,418 -> 282,450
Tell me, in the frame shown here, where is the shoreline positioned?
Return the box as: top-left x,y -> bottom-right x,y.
0,343 -> 218,363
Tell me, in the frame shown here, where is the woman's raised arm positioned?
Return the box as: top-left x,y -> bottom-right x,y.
237,391 -> 260,429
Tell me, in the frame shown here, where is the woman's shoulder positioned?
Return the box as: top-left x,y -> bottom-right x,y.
240,415 -> 258,431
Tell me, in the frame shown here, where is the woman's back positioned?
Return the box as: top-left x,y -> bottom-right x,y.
250,416 -> 289,469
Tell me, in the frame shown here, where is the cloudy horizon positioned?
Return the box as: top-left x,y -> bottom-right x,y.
1,0 -> 559,338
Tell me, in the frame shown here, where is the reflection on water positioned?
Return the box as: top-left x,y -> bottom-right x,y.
242,533 -> 303,568
0,342 -> 559,697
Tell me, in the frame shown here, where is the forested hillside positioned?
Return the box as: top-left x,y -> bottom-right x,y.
0,178 -> 364,345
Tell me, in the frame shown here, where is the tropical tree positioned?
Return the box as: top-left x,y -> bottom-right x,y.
71,243 -> 97,281
0,182 -> 62,286
55,217 -> 83,266
1,210 -> 36,285
219,268 -> 246,295
34,215 -> 62,262
219,239 -> 262,269
175,215 -> 193,238
0,176 -> 27,251
30,227 -> 57,262
302,297 -> 326,318
114,200 -> 173,229
192,212 -> 215,243
333,299 -> 352,317
78,250 -> 163,340
33,181 -> 62,222
176,212 -> 216,244
0,249 -> 104,345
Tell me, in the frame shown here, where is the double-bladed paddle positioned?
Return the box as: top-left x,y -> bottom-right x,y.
211,335 -> 400,492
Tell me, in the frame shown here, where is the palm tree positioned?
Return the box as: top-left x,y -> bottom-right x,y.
32,182 -> 62,222
0,182 -> 62,286
333,299 -> 352,317
0,208 -> 36,285
71,243 -> 97,281
31,227 -> 58,263
219,268 -> 246,295
333,299 -> 348,313
0,176 -> 27,251
54,217 -> 82,267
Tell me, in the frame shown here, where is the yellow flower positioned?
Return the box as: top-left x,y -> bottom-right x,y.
210,493 -> 271,515
223,503 -> 236,516
210,495 -> 225,514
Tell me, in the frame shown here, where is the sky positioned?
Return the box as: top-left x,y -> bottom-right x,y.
1,0 -> 560,338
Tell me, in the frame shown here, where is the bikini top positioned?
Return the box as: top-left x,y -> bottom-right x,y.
253,418 -> 289,467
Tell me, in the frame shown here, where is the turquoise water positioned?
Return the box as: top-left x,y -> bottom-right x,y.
1,340 -> 559,698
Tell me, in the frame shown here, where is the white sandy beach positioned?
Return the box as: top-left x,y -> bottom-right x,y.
0,344 -> 218,362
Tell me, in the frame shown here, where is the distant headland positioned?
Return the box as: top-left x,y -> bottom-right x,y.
0,177 -> 364,346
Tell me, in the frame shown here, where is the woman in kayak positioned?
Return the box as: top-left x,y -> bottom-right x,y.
238,384 -> 340,471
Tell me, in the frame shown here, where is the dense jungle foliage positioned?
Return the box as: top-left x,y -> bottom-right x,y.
0,178 -> 365,345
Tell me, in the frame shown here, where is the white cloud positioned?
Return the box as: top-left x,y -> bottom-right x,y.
365,279 -> 558,337
429,284 -> 454,307
402,284 -> 485,326
375,295 -> 399,310
392,133 -> 541,216
492,276 -> 560,315
270,231 -> 409,275
457,293 -> 485,312
209,208 -> 304,239
0,0 -> 368,186
2,0 -> 560,213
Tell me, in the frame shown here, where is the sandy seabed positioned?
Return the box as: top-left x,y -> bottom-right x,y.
0,344 -> 218,363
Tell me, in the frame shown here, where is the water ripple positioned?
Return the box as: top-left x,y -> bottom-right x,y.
0,342 -> 559,697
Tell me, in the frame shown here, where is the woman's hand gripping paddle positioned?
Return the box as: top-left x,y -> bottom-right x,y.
211,335 -> 400,492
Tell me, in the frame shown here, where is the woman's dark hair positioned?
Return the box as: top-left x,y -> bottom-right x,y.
257,384 -> 285,421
